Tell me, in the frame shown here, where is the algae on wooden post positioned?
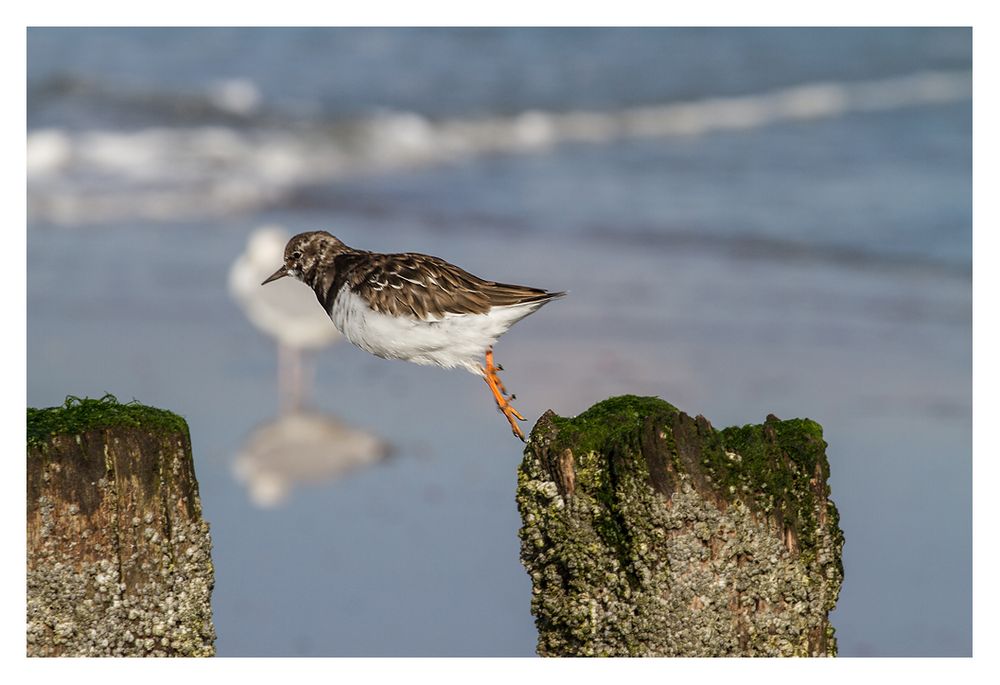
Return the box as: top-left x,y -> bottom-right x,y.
26,395 -> 216,657
516,395 -> 844,657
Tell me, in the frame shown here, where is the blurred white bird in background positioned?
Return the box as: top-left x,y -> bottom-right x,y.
228,225 -> 389,507
228,225 -> 343,413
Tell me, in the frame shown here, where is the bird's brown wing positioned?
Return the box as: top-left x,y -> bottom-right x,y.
349,252 -> 558,320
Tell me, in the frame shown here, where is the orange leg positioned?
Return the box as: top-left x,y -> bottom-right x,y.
483,348 -> 526,441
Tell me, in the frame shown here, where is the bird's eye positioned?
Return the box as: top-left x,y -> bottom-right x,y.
291,251 -> 302,260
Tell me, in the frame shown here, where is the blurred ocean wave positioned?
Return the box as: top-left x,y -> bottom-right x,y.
27,69 -> 971,226
28,73 -> 267,126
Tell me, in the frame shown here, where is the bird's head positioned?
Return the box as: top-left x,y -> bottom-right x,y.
261,231 -> 348,286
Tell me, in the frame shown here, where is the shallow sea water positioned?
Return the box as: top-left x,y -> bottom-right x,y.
27,28 -> 971,656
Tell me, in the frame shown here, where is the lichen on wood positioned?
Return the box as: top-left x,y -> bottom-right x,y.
27,396 -> 216,657
516,395 -> 844,657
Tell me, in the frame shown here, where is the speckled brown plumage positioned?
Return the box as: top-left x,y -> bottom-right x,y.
265,230 -> 564,320
349,251 -> 559,319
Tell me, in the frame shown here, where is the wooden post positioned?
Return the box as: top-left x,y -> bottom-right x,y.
517,395 -> 844,657
27,396 -> 215,657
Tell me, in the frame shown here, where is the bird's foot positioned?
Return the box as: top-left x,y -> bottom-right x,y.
485,349 -> 515,399
483,349 -> 526,441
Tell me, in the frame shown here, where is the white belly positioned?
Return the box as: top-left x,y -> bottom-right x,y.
328,285 -> 539,375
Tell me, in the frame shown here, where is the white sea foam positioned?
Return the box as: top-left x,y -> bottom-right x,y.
27,69 -> 971,225
208,78 -> 262,116
25,129 -> 72,176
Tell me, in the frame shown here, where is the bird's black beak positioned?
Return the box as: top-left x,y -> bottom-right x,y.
261,265 -> 289,285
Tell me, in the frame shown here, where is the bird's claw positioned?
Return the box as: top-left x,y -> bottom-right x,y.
483,348 -> 526,440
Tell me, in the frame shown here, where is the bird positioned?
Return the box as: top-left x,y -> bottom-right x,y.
228,226 -> 342,413
261,230 -> 565,440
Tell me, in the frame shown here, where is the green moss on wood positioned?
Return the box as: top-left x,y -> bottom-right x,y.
715,417 -> 840,571
517,395 -> 844,657
539,396 -> 838,568
27,394 -> 189,450
26,395 -> 214,657
546,395 -> 678,456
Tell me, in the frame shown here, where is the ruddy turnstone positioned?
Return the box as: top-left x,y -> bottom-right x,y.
261,231 -> 565,440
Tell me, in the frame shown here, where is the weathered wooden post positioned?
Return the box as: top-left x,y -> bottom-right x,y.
26,396 -> 215,657
517,395 -> 844,657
